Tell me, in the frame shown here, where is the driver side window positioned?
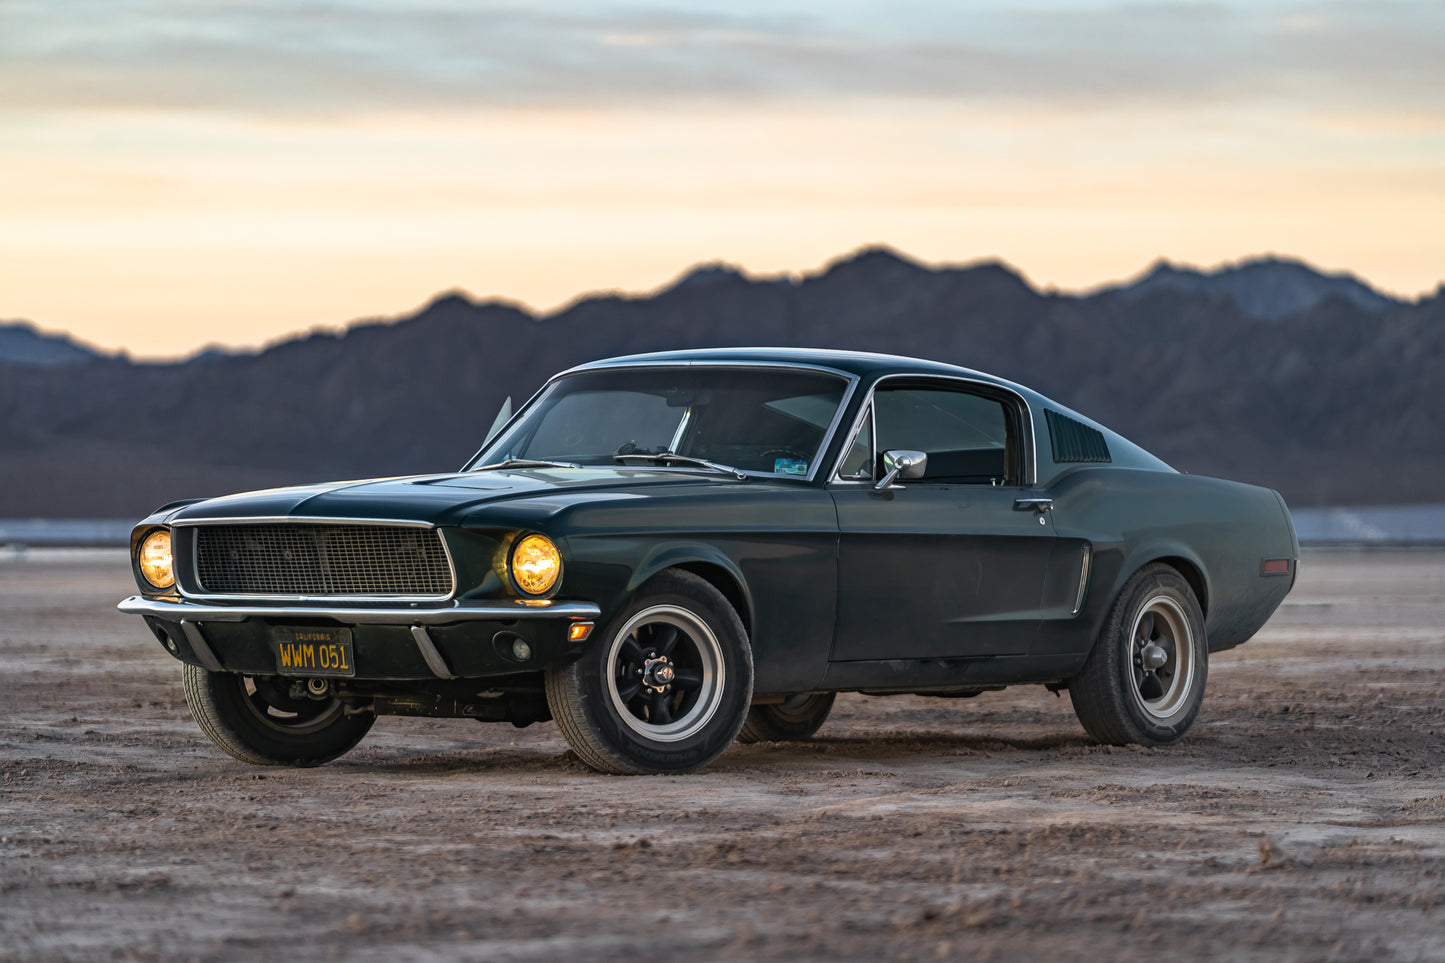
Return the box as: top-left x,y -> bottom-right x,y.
873,385 -> 1015,485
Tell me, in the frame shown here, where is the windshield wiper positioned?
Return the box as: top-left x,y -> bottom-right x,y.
613,451 -> 747,480
472,457 -> 581,472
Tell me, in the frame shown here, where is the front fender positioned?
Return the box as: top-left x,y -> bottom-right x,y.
626,541 -> 756,631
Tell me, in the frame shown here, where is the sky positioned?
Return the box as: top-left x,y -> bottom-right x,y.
2,0 -> 1443,358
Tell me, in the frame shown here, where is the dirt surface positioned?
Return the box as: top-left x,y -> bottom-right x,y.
2,548 -> 1443,961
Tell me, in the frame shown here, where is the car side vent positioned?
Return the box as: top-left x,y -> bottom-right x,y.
1045,409 -> 1111,463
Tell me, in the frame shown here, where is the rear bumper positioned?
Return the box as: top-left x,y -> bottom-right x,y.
118,595 -> 602,681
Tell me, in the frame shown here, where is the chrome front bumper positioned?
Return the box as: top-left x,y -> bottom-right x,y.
118,596 -> 603,679
117,596 -> 601,625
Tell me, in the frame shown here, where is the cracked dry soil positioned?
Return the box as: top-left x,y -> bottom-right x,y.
2,548 -> 1443,961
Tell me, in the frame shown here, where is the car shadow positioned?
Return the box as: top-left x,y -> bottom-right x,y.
338,727 -> 1097,777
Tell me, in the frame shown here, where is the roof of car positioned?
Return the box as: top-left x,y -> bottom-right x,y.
568,347 -> 1021,390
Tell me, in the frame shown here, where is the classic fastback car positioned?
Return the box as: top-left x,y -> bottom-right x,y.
120,348 -> 1298,774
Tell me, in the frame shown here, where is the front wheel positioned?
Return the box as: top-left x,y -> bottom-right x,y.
182,665 -> 375,766
545,571 -> 753,774
1068,564 -> 1208,746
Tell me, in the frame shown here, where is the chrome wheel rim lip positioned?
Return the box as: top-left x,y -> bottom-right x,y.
1128,595 -> 1196,723
605,605 -> 724,743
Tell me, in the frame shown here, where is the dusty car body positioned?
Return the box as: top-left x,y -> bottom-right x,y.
119,348 -> 1298,773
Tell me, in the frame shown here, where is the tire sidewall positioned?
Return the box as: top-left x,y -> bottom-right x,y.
567,575 -> 753,772
1113,571 -> 1208,744
740,692 -> 836,743
187,666 -> 373,766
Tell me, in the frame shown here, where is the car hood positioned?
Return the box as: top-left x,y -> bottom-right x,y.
165,467 -> 752,527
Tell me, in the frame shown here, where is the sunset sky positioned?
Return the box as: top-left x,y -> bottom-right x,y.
3,0 -> 1443,358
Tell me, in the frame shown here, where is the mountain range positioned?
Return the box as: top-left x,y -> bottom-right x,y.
2,250 -> 1440,517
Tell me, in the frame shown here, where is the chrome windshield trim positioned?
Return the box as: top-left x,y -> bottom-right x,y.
171,517 -> 458,603
827,373 -> 1037,487
118,596 -> 601,625
464,361 -> 861,484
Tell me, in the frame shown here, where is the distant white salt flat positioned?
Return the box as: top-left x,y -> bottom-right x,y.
0,519 -> 133,547
1289,504 -> 1445,544
2,505 -> 1444,548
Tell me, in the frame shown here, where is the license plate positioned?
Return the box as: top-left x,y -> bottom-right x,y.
273,626 -> 355,677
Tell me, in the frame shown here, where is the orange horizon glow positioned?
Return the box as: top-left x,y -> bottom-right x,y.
4,3 -> 1443,359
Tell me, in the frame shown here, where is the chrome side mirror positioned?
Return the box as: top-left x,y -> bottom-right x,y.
874,449 -> 927,491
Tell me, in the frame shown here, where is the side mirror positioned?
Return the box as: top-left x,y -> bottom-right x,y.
874,449 -> 927,491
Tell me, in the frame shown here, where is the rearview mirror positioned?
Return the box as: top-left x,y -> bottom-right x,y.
874,449 -> 927,491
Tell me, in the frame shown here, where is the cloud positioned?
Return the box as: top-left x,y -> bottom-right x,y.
1,0 -> 1442,117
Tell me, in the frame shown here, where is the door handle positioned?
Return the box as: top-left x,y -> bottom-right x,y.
1013,497 -> 1053,513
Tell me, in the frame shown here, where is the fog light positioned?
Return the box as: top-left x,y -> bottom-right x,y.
568,622 -> 594,642
511,639 -> 533,662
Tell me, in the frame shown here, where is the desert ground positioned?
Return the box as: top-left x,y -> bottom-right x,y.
1,548 -> 1442,961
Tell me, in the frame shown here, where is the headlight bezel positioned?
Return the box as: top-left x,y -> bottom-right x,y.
507,532 -> 562,597
137,527 -> 175,591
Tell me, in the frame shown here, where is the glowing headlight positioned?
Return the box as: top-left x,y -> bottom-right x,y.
138,529 -> 174,589
510,534 -> 561,596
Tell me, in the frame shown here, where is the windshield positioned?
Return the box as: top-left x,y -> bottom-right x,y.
471,366 -> 851,477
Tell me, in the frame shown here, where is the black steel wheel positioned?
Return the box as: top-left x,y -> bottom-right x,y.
738,692 -> 836,743
182,664 -> 374,766
545,570 -> 753,774
1068,563 -> 1208,746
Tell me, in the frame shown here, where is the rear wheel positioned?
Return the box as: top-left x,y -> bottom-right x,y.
1068,564 -> 1207,746
182,665 -> 374,766
738,692 -> 836,743
545,571 -> 753,774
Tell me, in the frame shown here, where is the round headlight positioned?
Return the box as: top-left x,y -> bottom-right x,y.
510,533 -> 561,596
138,529 -> 174,590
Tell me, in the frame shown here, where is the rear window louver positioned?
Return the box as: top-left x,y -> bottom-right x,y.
1045,409 -> 1111,463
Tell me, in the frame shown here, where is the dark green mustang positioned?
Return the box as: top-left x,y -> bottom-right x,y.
119,348 -> 1298,774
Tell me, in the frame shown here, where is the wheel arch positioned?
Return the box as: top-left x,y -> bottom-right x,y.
1110,544 -> 1211,619
626,545 -> 755,637
1151,554 -> 1210,617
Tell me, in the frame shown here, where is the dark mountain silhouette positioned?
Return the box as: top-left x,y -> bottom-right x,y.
0,322 -> 110,366
1098,255 -> 1401,321
1,248 -> 1440,517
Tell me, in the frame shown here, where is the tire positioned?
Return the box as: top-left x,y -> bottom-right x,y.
182,664 -> 375,766
738,692 -> 836,743
545,570 -> 753,774
1068,563 -> 1208,747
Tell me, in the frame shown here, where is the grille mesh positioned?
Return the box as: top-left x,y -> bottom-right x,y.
193,524 -> 453,596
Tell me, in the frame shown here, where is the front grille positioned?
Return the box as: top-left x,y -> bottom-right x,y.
193,523 -> 453,597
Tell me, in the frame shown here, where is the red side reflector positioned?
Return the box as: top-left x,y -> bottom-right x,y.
1261,558 -> 1291,576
